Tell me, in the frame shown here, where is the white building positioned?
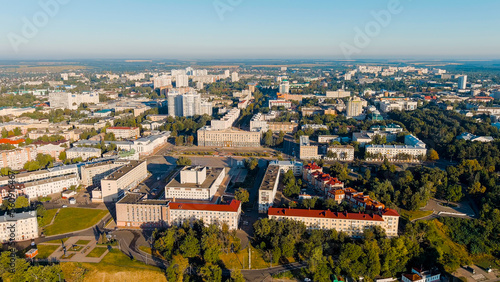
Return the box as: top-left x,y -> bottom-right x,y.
200,99 -> 213,116
231,72 -> 239,82
326,145 -> 355,161
458,75 -> 467,90
0,145 -> 38,170
176,74 -> 189,88
279,81 -> 290,94
22,173 -> 79,199
165,166 -> 226,200
66,147 -> 101,160
258,165 -> 280,213
210,108 -> 240,130
132,132 -> 170,156
0,211 -> 38,242
167,89 -> 201,117
49,92 -> 99,110
169,200 -> 241,230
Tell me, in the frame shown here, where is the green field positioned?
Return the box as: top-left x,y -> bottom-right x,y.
40,209 -> 58,227
399,209 -> 433,221
60,249 -> 166,281
43,208 -> 109,236
36,244 -> 60,259
76,240 -> 91,245
86,247 -> 107,258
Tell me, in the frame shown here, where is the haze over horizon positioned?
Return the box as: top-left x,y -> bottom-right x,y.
1,0 -> 500,60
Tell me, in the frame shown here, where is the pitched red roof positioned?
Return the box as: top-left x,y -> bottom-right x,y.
268,208 -> 385,221
382,208 -> 399,217
0,138 -> 25,145
304,163 -> 321,170
169,199 -> 241,212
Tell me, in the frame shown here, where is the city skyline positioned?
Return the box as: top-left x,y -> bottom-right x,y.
1,0 -> 500,60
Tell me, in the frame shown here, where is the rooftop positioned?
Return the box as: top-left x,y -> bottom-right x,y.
117,193 -> 169,205
103,160 -> 144,181
259,165 -> 280,191
268,208 -> 386,221
169,199 -> 241,212
166,167 -> 224,189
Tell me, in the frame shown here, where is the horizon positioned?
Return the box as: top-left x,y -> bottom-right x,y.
1,0 -> 500,60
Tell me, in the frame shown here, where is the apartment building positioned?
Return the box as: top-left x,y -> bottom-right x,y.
66,147 -> 102,161
0,211 -> 38,242
20,173 -> 79,199
318,135 -> 340,143
268,122 -> 298,133
80,160 -> 125,187
268,160 -> 303,176
258,165 -> 280,213
0,145 -> 37,170
28,129 -> 81,142
299,136 -> 318,160
365,134 -> 427,162
197,127 -> 261,147
210,108 -> 240,130
49,92 -> 99,110
0,165 -> 78,186
268,208 -> 399,237
132,132 -> 170,156
115,193 -> 169,229
94,160 -> 148,202
165,166 -> 226,201
269,100 -> 292,109
169,200 -> 242,230
326,145 -> 355,161
107,127 -> 140,140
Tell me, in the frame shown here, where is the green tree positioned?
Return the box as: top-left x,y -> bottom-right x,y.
14,197 -> 29,209
179,234 -> 200,258
58,151 -> 67,161
24,160 -> 41,171
263,130 -> 273,147
235,188 -> 249,203
199,264 -> 222,282
230,269 -> 245,282
428,148 -> 439,161
0,167 -> 12,176
176,156 -> 192,166
245,157 -> 258,172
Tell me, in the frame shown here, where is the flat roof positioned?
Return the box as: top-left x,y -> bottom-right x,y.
103,160 -> 144,181
259,165 -> 280,191
166,167 -> 224,189
169,199 -> 241,212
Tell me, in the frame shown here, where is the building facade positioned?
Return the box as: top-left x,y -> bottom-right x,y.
107,127 -> 140,140
0,211 -> 38,242
94,160 -> 148,202
197,127 -> 261,147
165,166 -> 226,200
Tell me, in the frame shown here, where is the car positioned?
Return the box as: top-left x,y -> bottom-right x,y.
62,205 -> 67,208
486,268 -> 492,273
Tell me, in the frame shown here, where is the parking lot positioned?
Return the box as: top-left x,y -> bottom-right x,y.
453,265 -> 498,282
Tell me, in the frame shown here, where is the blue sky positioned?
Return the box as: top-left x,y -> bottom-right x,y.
0,0 -> 499,60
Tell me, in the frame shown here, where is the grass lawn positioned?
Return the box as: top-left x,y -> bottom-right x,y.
473,254 -> 500,270
36,244 -> 60,259
43,237 -> 68,244
40,209 -> 58,227
220,246 -> 274,270
43,208 -> 109,236
76,240 -> 91,245
86,246 -> 108,258
399,209 -> 433,221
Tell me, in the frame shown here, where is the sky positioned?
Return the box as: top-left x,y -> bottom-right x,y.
0,0 -> 499,60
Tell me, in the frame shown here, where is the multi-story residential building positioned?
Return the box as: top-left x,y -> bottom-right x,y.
106,127 -> 140,140
197,127 -> 261,147
169,199 -> 241,230
268,208 -> 399,237
326,145 -> 355,161
49,92 -> 99,110
366,133 -> 427,162
200,99 -> 213,116
326,90 -> 351,98
66,147 -> 102,161
299,136 -> 318,160
93,160 -> 148,202
301,107 -> 323,117
258,165 -> 280,213
28,129 -> 81,142
147,114 -> 169,122
301,124 -> 329,131
379,100 -> 418,113
211,108 -> 240,130
167,89 -> 201,117
21,173 -> 79,199
318,135 -> 340,143
268,160 -> 303,176
231,72 -> 239,82
165,166 -> 226,201
0,145 -> 37,170
352,130 -> 397,147
176,74 -> 189,88
268,122 -> 298,133
369,123 -> 403,133
249,113 -> 298,133
458,75 -> 467,90
116,193 -> 169,229
0,165 -> 78,186
365,145 -> 427,162
0,211 -> 38,242
269,100 -> 292,109
346,97 -> 366,118
80,160 -> 124,187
